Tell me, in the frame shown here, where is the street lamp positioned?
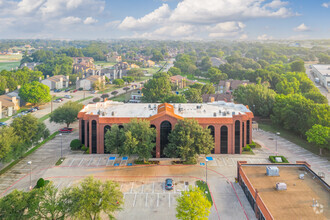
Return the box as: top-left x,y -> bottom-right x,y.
59,133 -> 63,158
27,161 -> 32,190
205,158 -> 208,184
275,132 -> 280,156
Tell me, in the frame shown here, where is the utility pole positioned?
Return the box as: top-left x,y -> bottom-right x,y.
276,132 -> 280,156
27,161 -> 32,190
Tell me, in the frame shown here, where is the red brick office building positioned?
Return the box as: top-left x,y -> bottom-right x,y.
78,101 -> 254,158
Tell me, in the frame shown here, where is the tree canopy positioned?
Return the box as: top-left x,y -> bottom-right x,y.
305,124 -> 330,155
50,101 -> 83,127
19,81 -> 51,105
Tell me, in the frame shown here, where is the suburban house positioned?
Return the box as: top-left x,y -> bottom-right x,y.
101,62 -> 130,81
0,94 -> 20,119
202,93 -> 233,103
106,52 -> 122,63
76,75 -> 105,90
41,75 -> 69,90
143,60 -> 155,67
129,89 -> 143,103
170,75 -> 192,89
72,57 -> 96,74
217,79 -> 251,94
20,62 -> 41,70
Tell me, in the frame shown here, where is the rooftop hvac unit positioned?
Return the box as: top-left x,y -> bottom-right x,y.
227,111 -> 230,114
299,174 -> 304,180
213,112 -> 217,117
223,112 -> 227,116
219,110 -> 221,113
276,182 -> 287,191
266,166 -> 279,176
148,104 -> 151,108
232,112 -> 235,115
111,111 -> 115,116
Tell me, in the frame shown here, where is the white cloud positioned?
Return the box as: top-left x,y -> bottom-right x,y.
60,16 -> 81,25
257,34 -> 273,40
118,4 -> 171,31
207,21 -> 245,38
265,0 -> 288,9
239,34 -> 248,40
293,23 -> 310,32
322,2 -> 330,8
169,0 -> 295,24
84,17 -> 98,25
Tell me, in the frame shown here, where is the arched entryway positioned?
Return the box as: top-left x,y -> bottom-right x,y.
86,122 -> 89,148
242,122 -> 245,148
104,125 -> 111,153
235,120 -> 240,154
247,120 -> 250,144
81,120 -> 85,145
220,126 -> 228,154
208,125 -> 215,154
160,121 -> 171,158
150,124 -> 156,157
91,120 -> 97,154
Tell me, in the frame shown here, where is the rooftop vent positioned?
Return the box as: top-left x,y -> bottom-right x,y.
232,112 -> 235,115
219,110 -> 221,114
148,104 -> 151,108
111,111 -> 115,116
299,174 -> 304,180
213,112 -> 217,117
276,182 -> 287,191
266,166 -> 279,176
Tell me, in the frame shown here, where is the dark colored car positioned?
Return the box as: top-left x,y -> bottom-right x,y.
165,178 -> 173,190
54,89 -> 61,93
65,89 -> 70,92
59,128 -> 73,133
34,106 -> 40,110
0,122 -> 7,127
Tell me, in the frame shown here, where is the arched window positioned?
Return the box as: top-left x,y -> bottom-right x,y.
91,120 -> 97,154
118,125 -> 124,129
160,121 -> 171,158
247,120 -> 250,144
220,126 -> 228,154
150,125 -> 156,158
81,120 -> 85,145
208,125 -> 215,154
235,121 -> 240,154
242,122 -> 245,148
104,125 -> 111,154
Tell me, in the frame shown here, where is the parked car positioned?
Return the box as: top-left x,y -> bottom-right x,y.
59,127 -> 73,133
53,99 -> 62,103
73,90 -> 78,93
64,95 -> 72,99
54,89 -> 61,93
0,122 -> 7,127
165,178 -> 173,190
90,90 -> 97,94
34,106 -> 40,110
65,89 -> 70,92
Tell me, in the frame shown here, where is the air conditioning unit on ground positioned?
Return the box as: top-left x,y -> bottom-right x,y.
276,182 -> 287,191
266,166 -> 279,176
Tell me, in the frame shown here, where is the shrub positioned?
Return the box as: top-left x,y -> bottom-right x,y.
36,178 -> 45,188
269,156 -> 289,163
81,145 -> 87,151
249,141 -> 256,148
243,145 -> 251,152
93,97 -> 101,102
70,139 -> 82,150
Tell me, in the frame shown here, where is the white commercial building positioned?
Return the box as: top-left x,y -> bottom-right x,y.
311,65 -> 330,91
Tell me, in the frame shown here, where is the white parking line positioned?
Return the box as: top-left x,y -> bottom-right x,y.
222,158 -> 227,166
215,158 -> 220,166
157,193 -> 159,207
56,183 -> 62,189
130,182 -> 134,193
145,193 -> 148,207
169,193 -> 171,208
97,158 -> 101,166
69,159 -> 75,167
78,159 -> 84,166
141,185 -> 144,193
88,158 -> 93,166
152,182 -> 155,193
133,193 -> 137,207
67,182 -> 72,188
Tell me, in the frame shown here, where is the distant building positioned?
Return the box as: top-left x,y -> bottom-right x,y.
237,161 -> 329,220
72,57 -> 96,74
202,93 -> 233,103
311,64 -> 330,91
218,79 -> 251,94
20,62 -> 41,70
170,75 -> 189,89
76,75 -> 105,90
101,62 -> 130,81
143,60 -> 155,67
41,75 -> 69,90
106,52 -> 122,63
129,89 -> 143,103
0,94 -> 20,119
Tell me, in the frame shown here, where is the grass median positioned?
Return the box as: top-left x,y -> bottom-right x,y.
196,180 -> 213,205
0,131 -> 59,176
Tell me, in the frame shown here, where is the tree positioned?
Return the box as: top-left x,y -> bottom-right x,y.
303,91 -> 328,104
168,67 -> 181,76
207,67 -> 227,84
11,114 -> 39,144
290,60 -> 305,72
111,90 -> 118,96
123,87 -> 130,93
306,124 -> 330,155
101,93 -> 109,101
0,189 -> 39,219
122,76 -> 135,83
0,127 -> 18,160
127,69 -> 144,79
113,79 -> 124,87
123,119 -> 156,161
50,101 -> 83,127
176,186 -> 211,220
201,84 -> 215,95
34,183 -> 74,220
142,75 -> 172,102
105,125 -> 126,154
200,56 -> 212,71
69,176 -> 123,220
165,119 -> 214,163
92,81 -> 105,91
233,84 -> 277,117
19,81 -> 51,105
163,94 -> 187,103
151,50 -> 164,62
183,88 -> 202,103
93,97 -> 101,102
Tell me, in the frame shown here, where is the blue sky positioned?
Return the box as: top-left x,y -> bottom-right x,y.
0,0 -> 329,40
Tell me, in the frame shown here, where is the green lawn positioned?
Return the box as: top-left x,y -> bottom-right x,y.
110,92 -> 131,102
258,121 -> 330,161
195,180 -> 213,205
0,62 -> 20,71
94,61 -> 116,67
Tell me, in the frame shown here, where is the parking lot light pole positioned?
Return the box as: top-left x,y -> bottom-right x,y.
27,161 -> 32,190
276,132 -> 280,156
59,133 -> 63,158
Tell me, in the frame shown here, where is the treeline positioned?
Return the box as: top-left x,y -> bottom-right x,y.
0,115 -> 49,162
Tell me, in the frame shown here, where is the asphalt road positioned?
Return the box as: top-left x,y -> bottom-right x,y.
305,65 -> 330,105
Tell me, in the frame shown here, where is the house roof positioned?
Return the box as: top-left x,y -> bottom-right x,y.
202,94 -> 233,103
86,75 -> 102,82
0,94 -> 15,107
43,75 -> 66,82
170,75 -> 186,81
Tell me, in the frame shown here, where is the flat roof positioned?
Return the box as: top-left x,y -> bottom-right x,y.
242,165 -> 329,220
80,101 -> 251,118
312,64 -> 330,76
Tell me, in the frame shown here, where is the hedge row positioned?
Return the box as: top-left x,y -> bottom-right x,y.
269,156 -> 289,163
